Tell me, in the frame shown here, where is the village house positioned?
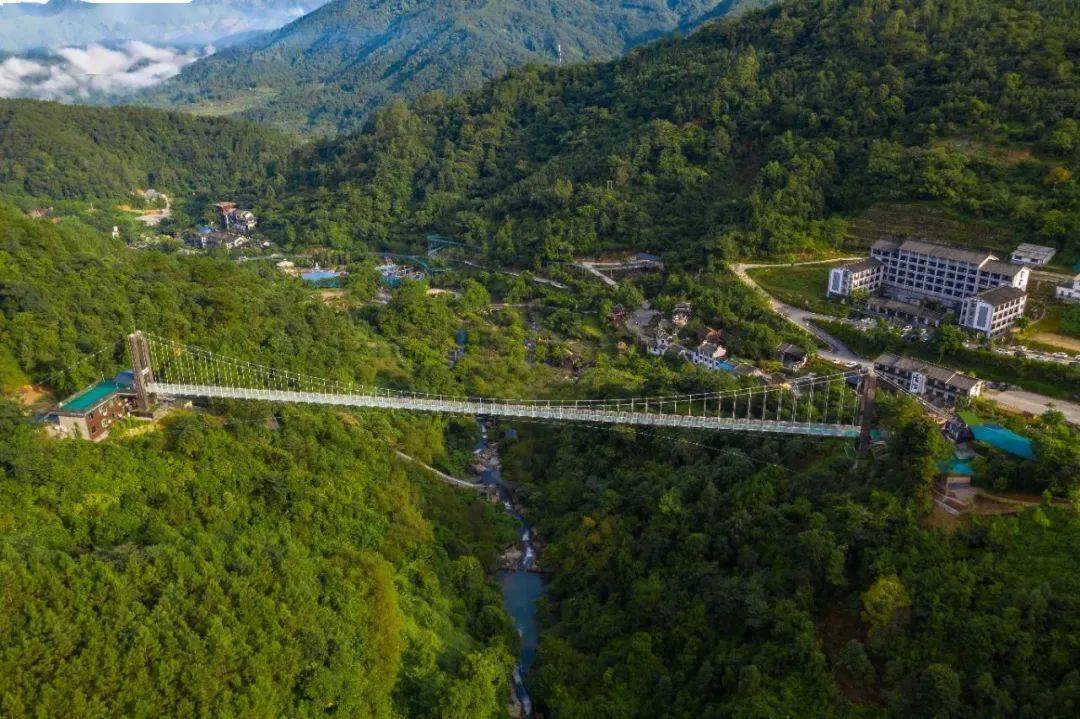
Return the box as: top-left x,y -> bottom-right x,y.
186,227 -> 247,250
213,202 -> 258,234
1009,243 -> 1056,267
690,329 -> 728,370
607,305 -> 628,327
777,342 -> 808,370
46,372 -> 138,441
644,328 -> 675,356
1056,274 -> 1080,303
671,302 -> 692,328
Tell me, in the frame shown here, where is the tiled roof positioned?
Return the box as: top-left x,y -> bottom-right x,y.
871,239 -> 901,252
897,238 -> 995,266
777,342 -> 806,359
873,353 -> 982,391
972,285 -> 1026,306
840,258 -> 882,273
1011,243 -> 1056,260
983,260 -> 1025,277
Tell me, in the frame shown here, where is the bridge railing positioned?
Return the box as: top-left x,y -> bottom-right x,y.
130,331 -> 871,436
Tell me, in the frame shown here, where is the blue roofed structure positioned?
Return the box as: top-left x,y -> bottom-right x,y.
970,424 -> 1036,460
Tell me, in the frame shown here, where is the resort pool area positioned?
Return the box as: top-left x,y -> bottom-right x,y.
302,270 -> 340,282
302,269 -> 343,287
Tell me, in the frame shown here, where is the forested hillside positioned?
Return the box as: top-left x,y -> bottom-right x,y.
146,0 -> 764,135
0,202 -> 528,716
258,0 -> 1079,266
506,405 -> 1080,717
0,99 -> 290,205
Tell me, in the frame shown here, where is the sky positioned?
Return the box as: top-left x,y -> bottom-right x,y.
0,1 -> 195,4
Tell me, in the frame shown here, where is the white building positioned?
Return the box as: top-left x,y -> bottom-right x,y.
958,286 -> 1028,339
690,331 -> 728,370
645,329 -> 674,356
865,238 -> 1028,308
1056,275 -> 1080,303
874,354 -> 982,404
1010,243 -> 1056,267
827,258 -> 884,298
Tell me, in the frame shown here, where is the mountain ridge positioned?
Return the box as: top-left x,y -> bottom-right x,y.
146,0 -> 766,135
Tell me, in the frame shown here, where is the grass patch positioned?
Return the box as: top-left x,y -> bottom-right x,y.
180,87 -> 281,117
845,203 -> 1012,255
844,202 -> 1075,274
746,264 -> 848,317
1019,304 -> 1080,354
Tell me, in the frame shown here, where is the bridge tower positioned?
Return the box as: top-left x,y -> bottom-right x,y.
857,372 -> 876,455
127,331 -> 154,412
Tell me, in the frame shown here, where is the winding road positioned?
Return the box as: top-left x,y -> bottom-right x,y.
731,258 -> 869,367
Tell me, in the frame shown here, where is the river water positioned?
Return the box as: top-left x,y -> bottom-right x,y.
475,423 -> 544,718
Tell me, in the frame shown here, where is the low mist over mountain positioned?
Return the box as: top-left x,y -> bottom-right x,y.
0,42 -> 212,103
146,0 -> 765,135
0,0 -> 329,52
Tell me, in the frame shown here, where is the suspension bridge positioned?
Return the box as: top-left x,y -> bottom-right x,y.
127,332 -> 877,442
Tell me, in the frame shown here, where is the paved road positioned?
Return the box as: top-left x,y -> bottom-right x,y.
731,259 -> 868,366
572,262 -> 618,287
983,389 -> 1080,424
731,259 -> 1079,424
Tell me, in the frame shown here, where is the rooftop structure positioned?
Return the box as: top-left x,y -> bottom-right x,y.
958,286 -> 1027,339
1010,243 -> 1056,267
1056,274 -> 1080,303
48,373 -> 137,441
777,342 -> 808,369
874,353 -> 982,404
376,259 -> 425,286
866,296 -> 944,327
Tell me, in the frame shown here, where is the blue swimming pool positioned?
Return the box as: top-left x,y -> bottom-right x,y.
301,270 -> 339,282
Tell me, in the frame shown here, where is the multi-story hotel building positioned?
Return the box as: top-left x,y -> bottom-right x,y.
958,286 -> 1028,339
828,238 -> 1029,309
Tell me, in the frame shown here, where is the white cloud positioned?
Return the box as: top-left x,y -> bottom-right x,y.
0,41 -> 210,101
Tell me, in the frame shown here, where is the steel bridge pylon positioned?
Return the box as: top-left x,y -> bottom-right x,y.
127,330 -> 154,412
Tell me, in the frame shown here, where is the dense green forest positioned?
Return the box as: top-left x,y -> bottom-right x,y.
146,0 -> 764,135
2,0 -> 1079,715
0,203 -> 538,716
505,402 -> 1080,717
0,99 -> 291,206
255,0 -> 1079,267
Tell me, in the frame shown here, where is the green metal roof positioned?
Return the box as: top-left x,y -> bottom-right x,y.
58,379 -> 124,413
